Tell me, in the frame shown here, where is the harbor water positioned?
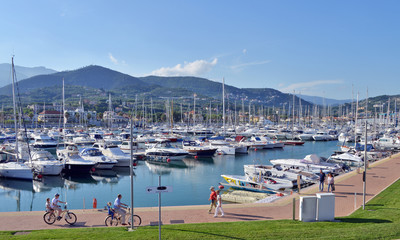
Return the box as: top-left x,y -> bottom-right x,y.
0,141 -> 339,212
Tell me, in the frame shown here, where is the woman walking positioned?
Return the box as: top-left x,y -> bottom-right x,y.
327,173 -> 335,192
214,190 -> 224,217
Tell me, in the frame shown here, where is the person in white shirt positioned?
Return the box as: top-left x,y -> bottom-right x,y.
114,194 -> 128,225
214,190 -> 224,217
51,193 -> 66,220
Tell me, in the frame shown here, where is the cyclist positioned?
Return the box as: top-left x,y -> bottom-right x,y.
113,194 -> 128,225
51,193 -> 66,220
107,202 -> 115,218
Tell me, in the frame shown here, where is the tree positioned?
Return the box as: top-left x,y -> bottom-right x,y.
74,112 -> 80,123
65,112 -> 70,123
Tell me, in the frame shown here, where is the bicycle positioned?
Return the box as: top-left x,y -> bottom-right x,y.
43,203 -> 77,225
105,207 -> 141,226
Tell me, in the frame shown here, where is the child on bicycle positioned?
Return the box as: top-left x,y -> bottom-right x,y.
45,198 -> 52,212
107,202 -> 115,219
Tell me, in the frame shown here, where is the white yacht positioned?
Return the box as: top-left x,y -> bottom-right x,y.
79,148 -> 117,169
328,152 -> 363,167
32,133 -> 58,149
118,140 -> 143,154
26,150 -> 64,175
57,144 -> 97,174
145,141 -> 189,160
93,142 -> 133,167
207,140 -> 235,155
0,161 -> 33,180
269,154 -> 343,175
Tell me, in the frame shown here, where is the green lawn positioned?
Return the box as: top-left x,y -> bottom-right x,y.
1,180 -> 400,240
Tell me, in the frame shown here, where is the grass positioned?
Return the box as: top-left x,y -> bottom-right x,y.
1,180 -> 400,240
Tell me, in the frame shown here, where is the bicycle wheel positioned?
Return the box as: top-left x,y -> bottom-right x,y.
127,215 -> 142,226
43,212 -> 56,225
65,212 -> 77,225
105,215 -> 119,226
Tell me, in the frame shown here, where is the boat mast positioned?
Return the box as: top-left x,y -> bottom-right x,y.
222,78 -> 225,136
62,78 -> 66,148
11,56 -> 19,162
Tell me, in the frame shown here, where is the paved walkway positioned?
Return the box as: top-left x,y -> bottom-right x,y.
1,153 -> 400,231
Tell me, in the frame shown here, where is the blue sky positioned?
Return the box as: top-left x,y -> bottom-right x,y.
1,0 -> 399,99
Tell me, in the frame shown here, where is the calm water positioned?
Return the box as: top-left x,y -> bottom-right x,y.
0,141 -> 340,212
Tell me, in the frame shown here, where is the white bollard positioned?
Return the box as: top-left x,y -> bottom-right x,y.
354,192 -> 357,210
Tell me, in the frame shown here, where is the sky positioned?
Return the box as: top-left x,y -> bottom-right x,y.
1,0 -> 399,100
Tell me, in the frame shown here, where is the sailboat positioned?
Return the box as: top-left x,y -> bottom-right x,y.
56,79 -> 96,174
0,57 -> 33,180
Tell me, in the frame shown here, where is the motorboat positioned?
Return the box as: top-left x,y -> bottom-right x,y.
221,174 -> 293,192
312,131 -> 334,141
374,137 -> 400,151
26,150 -> 64,175
328,152 -> 363,167
93,142 -> 133,167
57,144 -> 96,174
207,140 -> 235,155
32,133 -> 58,148
118,140 -> 143,154
269,154 -> 343,175
145,141 -> 189,160
182,140 -> 217,157
244,164 -> 318,184
80,148 -> 117,169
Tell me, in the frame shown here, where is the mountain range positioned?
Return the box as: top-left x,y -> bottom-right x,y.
296,94 -> 352,106
0,65 -> 313,108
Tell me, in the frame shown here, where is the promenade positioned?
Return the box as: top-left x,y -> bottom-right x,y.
1,153 -> 400,232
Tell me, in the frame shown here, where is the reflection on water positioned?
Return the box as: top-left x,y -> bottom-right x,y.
113,166 -> 136,177
91,169 -> 119,184
145,159 -> 189,175
182,156 -> 214,167
33,175 -> 65,193
63,173 -> 98,190
0,178 -> 34,192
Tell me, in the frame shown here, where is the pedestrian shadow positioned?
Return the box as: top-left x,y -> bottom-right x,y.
333,192 -> 374,196
337,218 -> 392,224
167,228 -> 246,240
334,184 -> 354,187
222,213 -> 272,221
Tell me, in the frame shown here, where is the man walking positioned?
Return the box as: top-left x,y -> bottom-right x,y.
208,186 -> 217,214
319,169 -> 326,191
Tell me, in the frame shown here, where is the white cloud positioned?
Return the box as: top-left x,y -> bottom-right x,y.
279,80 -> 344,94
151,58 -> 218,76
243,49 -> 247,54
230,60 -> 271,70
109,53 -> 118,65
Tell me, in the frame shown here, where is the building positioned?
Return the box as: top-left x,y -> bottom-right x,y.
38,110 -> 63,123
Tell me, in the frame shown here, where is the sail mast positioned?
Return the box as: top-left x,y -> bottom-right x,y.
222,78 -> 225,136
11,57 -> 19,161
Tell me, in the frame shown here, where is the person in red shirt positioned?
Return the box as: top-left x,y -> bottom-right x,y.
208,186 -> 217,213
